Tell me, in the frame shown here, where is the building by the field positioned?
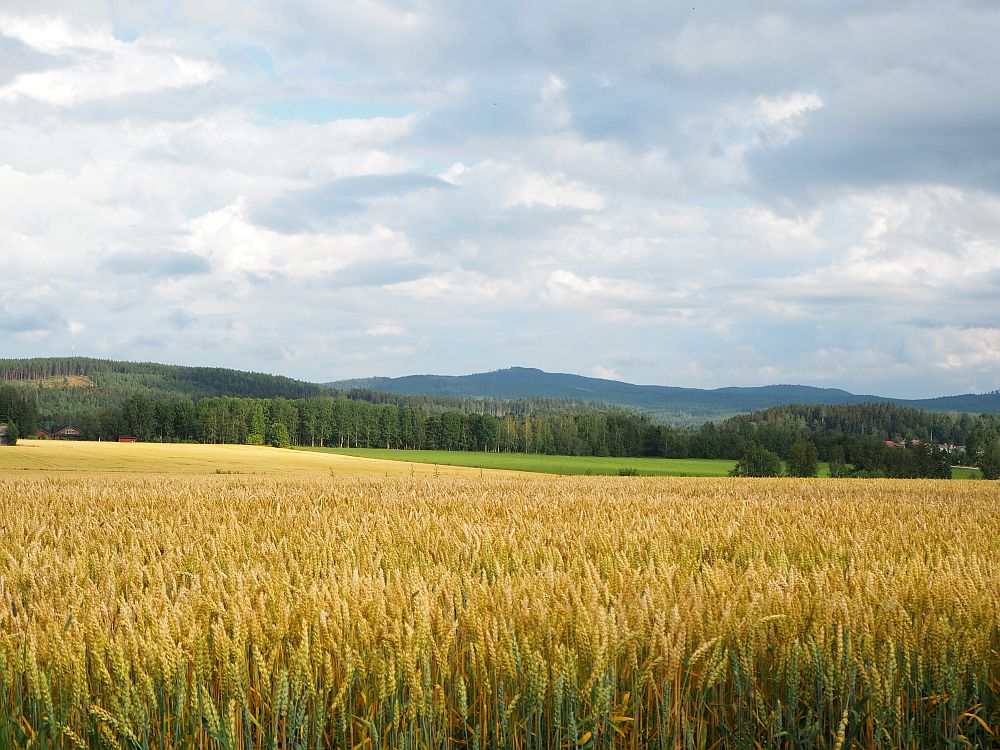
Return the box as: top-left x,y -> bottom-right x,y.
118,436 -> 136,443
0,423 -> 12,446
35,426 -> 83,439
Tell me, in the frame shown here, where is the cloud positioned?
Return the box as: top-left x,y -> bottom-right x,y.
0,31 -> 61,86
103,251 -> 211,278
0,304 -> 64,334
440,160 -> 605,211
365,324 -> 403,336
254,173 -> 453,233
0,15 -> 218,105
0,2 -> 998,396
918,327 -> 1000,370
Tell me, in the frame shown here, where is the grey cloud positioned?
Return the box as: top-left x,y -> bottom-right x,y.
253,174 -> 454,233
66,83 -> 239,122
127,334 -> 164,348
0,306 -> 64,333
168,309 -> 197,329
103,251 -> 211,277
326,261 -> 434,289
750,85 -> 1000,197
0,33 -> 62,86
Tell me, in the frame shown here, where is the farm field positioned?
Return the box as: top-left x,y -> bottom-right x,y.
0,469 -> 996,748
952,465 -> 985,479
301,447 -> 987,480
298,447 -> 743,476
0,439 -> 509,477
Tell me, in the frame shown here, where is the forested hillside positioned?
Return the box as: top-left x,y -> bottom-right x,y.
0,357 -> 330,425
1,357 -> 328,398
332,366 -> 1000,422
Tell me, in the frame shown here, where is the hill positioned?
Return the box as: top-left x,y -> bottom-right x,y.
0,357 -> 330,424
1,357 -> 328,399
330,367 -> 1000,422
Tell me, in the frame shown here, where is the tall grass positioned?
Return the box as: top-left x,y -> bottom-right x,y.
0,475 -> 997,748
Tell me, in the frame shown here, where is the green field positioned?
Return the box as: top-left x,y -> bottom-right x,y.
298,447 -> 742,476
296,447 -> 987,479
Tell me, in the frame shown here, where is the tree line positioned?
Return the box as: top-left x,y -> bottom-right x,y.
7,382 -> 1000,479
0,385 -> 39,443
70,394 -> 658,456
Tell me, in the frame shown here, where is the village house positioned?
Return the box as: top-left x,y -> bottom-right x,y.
937,443 -> 967,455
35,426 -> 83,439
0,423 -> 12,446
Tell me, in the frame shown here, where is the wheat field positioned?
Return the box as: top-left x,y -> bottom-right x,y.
0,470 -> 997,748
0,439 -> 511,477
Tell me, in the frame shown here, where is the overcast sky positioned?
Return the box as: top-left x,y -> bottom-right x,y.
2,1 -> 999,396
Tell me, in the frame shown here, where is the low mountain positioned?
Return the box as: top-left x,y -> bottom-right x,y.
330,367 -> 1000,422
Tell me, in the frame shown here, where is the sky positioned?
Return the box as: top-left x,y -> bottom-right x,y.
2,1 -> 999,397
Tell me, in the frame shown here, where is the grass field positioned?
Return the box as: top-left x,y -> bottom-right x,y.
0,439 -> 511,477
299,447 -> 852,478
0,471 -> 996,748
298,447 -> 741,476
300,447 -> 990,480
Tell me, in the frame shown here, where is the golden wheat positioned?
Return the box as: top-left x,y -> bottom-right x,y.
0,474 -> 997,748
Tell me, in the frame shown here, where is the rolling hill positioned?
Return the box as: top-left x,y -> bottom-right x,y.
330,367 -> 1000,422
4,358 -> 998,427
0,357 -> 331,423
1,357 -> 329,400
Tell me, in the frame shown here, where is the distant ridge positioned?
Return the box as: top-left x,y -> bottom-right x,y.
3,358 -> 997,426
330,366 -> 1000,422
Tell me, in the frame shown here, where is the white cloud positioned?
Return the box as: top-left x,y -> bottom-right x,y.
752,91 -> 824,144
0,15 -> 218,105
731,206 -> 822,254
919,327 -> 1000,370
184,199 -> 412,279
547,269 -> 603,296
440,160 -> 605,211
365,323 -> 403,336
540,74 -> 566,101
